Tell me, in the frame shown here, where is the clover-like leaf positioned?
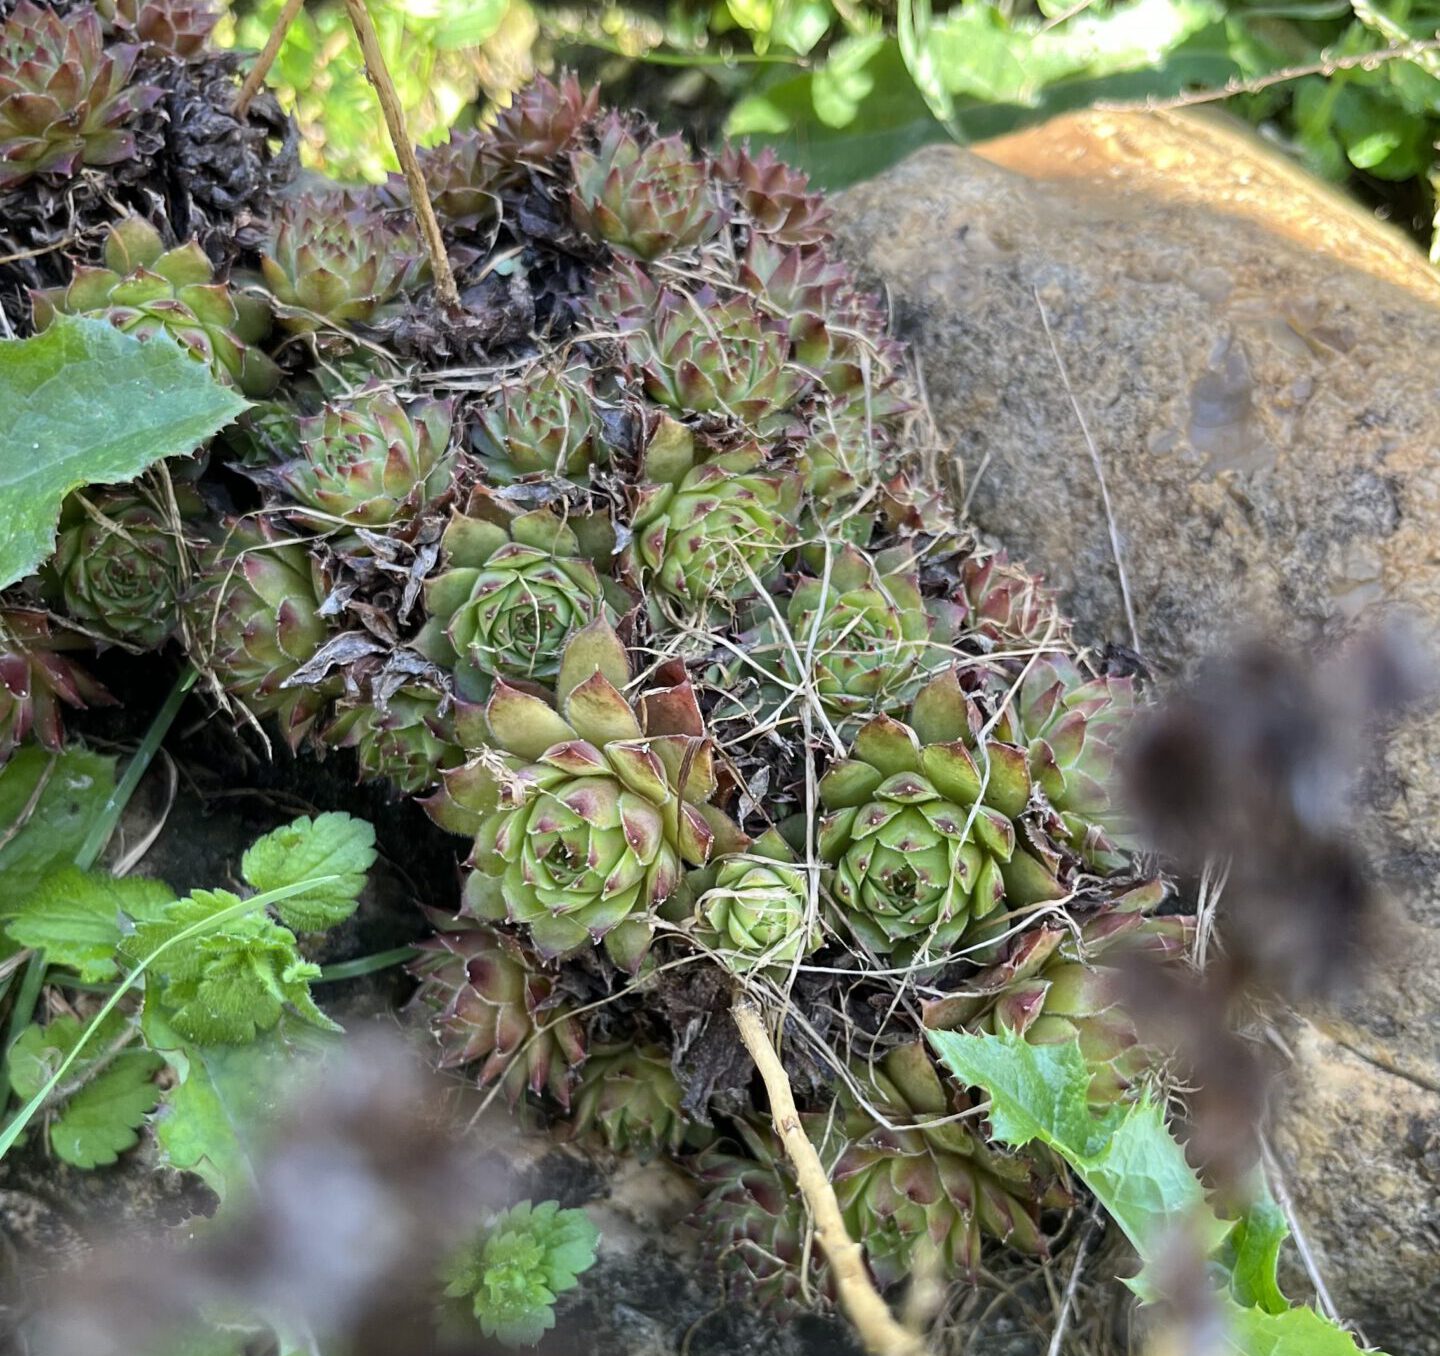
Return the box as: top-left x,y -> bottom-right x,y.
0,315 -> 247,589
241,812 -> 377,932
5,867 -> 175,981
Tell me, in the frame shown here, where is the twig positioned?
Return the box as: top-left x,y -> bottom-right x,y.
731,998 -> 930,1356
1046,1211 -> 1101,1356
1032,287 -> 1141,655
1259,1133 -> 1341,1324
1094,38 -> 1440,112
233,0 -> 306,118
342,0 -> 461,311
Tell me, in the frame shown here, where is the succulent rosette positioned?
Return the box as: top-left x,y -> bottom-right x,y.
95,0 -> 219,57
408,914 -> 587,1108
44,486 -> 196,649
989,655 -> 1137,871
606,267 -> 810,427
416,501 -> 613,700
0,0 -> 161,189
819,668 -> 1064,963
956,550 -> 1068,653
271,388 -> 457,536
260,188 -> 429,333
424,620 -> 747,970
718,143 -> 831,249
468,368 -> 603,484
570,114 -> 725,260
323,685 -> 462,794
187,517 -> 336,750
568,1043 -> 687,1160
483,72 -> 598,185
629,421 -> 801,613
924,895 -> 1193,1106
32,217 -> 279,397
410,128 -> 498,231
0,608 -> 113,764
690,829 -> 820,976
694,1122 -> 816,1316
825,1044 -> 1067,1286
760,544 -> 954,720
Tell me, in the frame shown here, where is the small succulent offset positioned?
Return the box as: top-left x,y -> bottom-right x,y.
468,368 -> 603,484
32,216 -> 280,397
442,1200 -> 599,1348
568,1043 -> 688,1160
45,486 -> 197,650
424,620 -> 747,971
0,608 -> 112,765
272,388 -> 457,537
0,0 -> 161,189
690,829 -> 821,976
569,114 -> 725,260
629,421 -> 801,613
260,188 -> 429,332
416,501 -> 613,700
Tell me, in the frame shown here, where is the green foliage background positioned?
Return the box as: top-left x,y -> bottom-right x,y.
222,0 -> 1440,250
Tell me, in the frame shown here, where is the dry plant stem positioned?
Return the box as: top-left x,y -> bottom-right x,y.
232,0 -> 305,118
342,0 -> 462,311
731,997 -> 931,1356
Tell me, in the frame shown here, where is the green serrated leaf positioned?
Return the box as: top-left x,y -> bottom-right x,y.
123,888 -> 342,1044
0,746 -> 117,907
7,1013 -> 162,1168
0,315 -> 247,591
928,1030 -> 1388,1356
240,812 -> 377,932
927,1028 -> 1230,1289
1224,1188 -> 1291,1315
4,867 -> 175,981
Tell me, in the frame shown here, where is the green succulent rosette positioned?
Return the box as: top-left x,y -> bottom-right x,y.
44,485 -> 199,649
569,114 -> 725,260
186,517 -> 337,751
717,143 -> 831,249
819,668 -> 1064,963
260,188 -> 429,333
924,892 -> 1193,1106
755,543 -> 957,721
824,1043 -> 1068,1287
423,619 -> 747,971
323,684 -> 463,794
32,217 -> 279,397
415,498 -> 615,701
408,913 -> 587,1109
990,655 -> 1137,871
629,421 -> 801,614
568,1042 -> 687,1160
468,368 -> 603,484
690,828 -> 820,976
0,1 -> 161,189
0,609 -> 113,765
271,387 -> 457,537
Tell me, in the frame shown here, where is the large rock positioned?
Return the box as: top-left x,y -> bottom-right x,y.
832,112 -> 1440,1355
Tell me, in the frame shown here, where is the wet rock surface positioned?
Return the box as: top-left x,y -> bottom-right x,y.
831,114 -> 1440,1355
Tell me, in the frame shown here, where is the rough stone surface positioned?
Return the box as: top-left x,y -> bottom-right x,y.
832,114 -> 1440,1355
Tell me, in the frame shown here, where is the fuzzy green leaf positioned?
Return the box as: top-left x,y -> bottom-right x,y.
927,1028 -> 1230,1286
144,998 -> 334,1204
122,888 -> 341,1044
928,1029 -> 1387,1356
240,812 -> 377,932
0,315 -> 247,590
8,1014 -> 162,1168
4,867 -> 175,981
443,1200 -> 600,1347
0,746 -> 117,907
